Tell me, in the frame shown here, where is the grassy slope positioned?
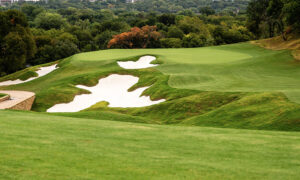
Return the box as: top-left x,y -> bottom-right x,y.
253,33 -> 300,61
0,93 -> 7,98
0,61 -> 58,81
0,43 -> 299,131
0,110 -> 300,179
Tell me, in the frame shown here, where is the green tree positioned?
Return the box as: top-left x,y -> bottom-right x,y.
182,33 -> 205,47
0,10 -> 36,75
199,6 -> 215,16
95,31 -> 115,49
21,4 -> 44,21
283,0 -> 300,29
167,26 -> 184,39
34,12 -> 66,30
160,38 -> 182,48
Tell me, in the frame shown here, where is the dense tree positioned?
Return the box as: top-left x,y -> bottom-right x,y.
34,12 -> 66,30
246,0 -> 300,39
282,0 -> 300,29
158,14 -> 176,26
21,4 -> 44,22
199,6 -> 215,16
95,31 -> 115,49
0,1 -> 259,76
0,10 -> 36,75
160,38 -> 182,48
182,33 -> 206,47
107,26 -> 161,48
167,26 -> 184,39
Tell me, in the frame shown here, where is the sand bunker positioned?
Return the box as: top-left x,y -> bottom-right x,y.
47,56 -> 165,112
47,74 -> 165,112
117,55 -> 158,69
0,64 -> 58,86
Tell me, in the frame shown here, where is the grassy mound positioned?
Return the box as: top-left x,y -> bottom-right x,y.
0,110 -> 299,179
253,33 -> 300,61
0,61 -> 58,82
0,42 -> 299,131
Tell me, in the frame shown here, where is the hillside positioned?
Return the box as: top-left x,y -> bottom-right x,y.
0,110 -> 299,179
0,42 -> 299,131
253,34 -> 300,61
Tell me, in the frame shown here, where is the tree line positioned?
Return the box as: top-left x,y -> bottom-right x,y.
246,0 -> 300,39
0,2 -> 254,77
0,0 -> 299,77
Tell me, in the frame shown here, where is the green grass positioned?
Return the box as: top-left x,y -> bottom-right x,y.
0,42 -> 299,131
0,110 -> 299,179
0,61 -> 58,82
0,93 -> 7,98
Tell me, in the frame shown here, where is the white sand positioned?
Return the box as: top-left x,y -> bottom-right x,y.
47,55 -> 165,112
117,56 -> 158,69
0,64 -> 58,86
47,74 -> 165,112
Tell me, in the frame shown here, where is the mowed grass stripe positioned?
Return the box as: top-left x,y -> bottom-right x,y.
0,110 -> 300,179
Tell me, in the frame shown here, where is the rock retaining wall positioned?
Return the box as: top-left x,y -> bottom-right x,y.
0,95 -> 10,103
0,91 -> 35,111
9,96 -> 35,111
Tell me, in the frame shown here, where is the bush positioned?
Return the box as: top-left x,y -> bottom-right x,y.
167,26 -> 184,39
160,38 -> 182,48
182,33 -> 205,47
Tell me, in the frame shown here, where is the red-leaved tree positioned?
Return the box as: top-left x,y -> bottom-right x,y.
107,26 -> 161,49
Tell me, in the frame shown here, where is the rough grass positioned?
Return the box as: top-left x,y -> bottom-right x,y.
0,110 -> 300,180
0,93 -> 7,98
182,92 -> 300,131
0,61 -> 58,82
253,33 -> 300,61
0,43 -> 299,131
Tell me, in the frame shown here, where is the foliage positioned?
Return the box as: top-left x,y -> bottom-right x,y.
34,12 -> 66,30
0,10 -> 36,75
0,1 -> 255,75
160,38 -> 182,48
107,26 -> 161,48
246,0 -> 300,39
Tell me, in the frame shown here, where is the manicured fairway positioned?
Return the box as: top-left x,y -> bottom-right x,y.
0,110 -> 299,179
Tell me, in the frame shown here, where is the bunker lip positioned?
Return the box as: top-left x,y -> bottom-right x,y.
117,55 -> 158,69
0,64 -> 58,86
47,56 -> 165,113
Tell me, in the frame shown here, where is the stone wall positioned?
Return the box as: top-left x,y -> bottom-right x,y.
0,95 -> 10,103
10,95 -> 35,111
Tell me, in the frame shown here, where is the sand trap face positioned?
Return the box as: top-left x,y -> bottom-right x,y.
117,56 -> 158,69
0,64 -> 58,86
47,74 -> 165,112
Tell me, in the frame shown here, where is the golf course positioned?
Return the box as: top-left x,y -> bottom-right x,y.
0,41 -> 300,179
